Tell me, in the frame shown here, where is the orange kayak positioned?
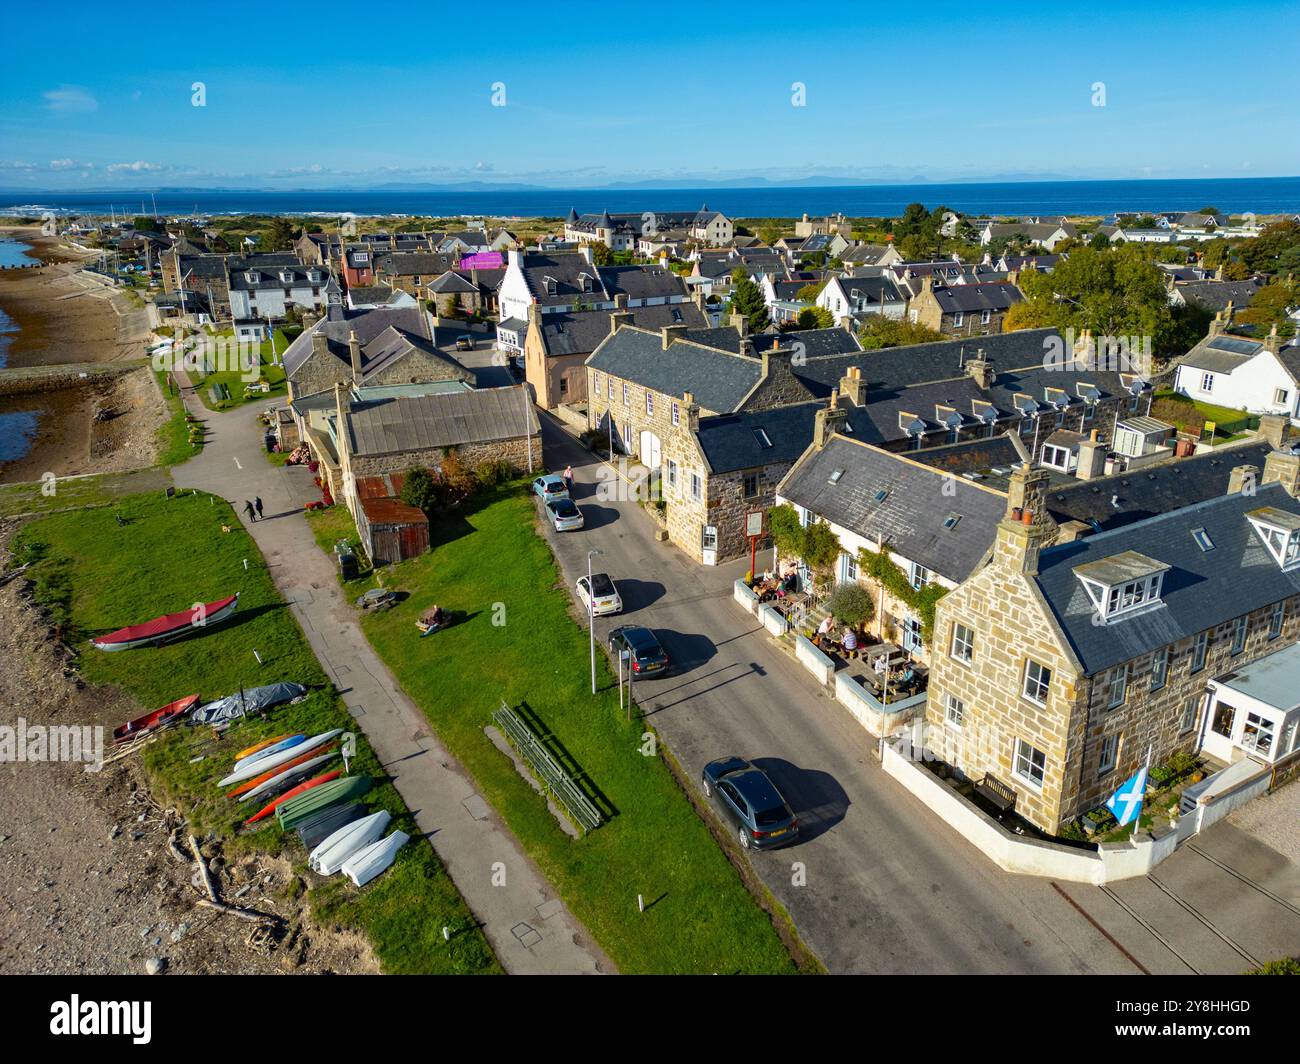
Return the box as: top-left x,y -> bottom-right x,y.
236,733 -> 292,761
227,743 -> 339,798
244,771 -> 341,825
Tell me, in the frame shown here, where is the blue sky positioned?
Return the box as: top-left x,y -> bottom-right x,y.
2,0 -> 1297,189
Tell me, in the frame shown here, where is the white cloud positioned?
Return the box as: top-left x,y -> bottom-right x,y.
49,158 -> 93,171
43,86 -> 99,114
107,160 -> 163,173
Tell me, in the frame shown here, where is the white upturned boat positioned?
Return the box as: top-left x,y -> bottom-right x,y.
218,729 -> 343,787
310,810 -> 391,875
341,830 -> 409,887
237,753 -> 338,803
233,734 -> 306,772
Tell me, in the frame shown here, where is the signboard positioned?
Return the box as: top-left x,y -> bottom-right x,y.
460,252 -> 504,271
746,511 -> 764,538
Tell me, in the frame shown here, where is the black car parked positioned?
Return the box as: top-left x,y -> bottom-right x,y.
607,625 -> 670,675
701,756 -> 799,850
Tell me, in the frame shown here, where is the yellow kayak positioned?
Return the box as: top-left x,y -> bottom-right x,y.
235,733 -> 292,761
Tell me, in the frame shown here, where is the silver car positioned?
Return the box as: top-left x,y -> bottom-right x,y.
576,573 -> 622,616
546,497 -> 584,531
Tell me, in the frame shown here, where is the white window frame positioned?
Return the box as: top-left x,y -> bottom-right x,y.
608,377 -> 615,400
690,472 -> 702,502
1013,738 -> 1047,790
1269,600 -> 1285,640
622,382 -> 629,406
1231,615 -> 1248,656
980,309 -> 991,325
1150,646 -> 1169,691
1098,733 -> 1119,776
1242,712 -> 1276,756
951,622 -> 974,665
666,459 -> 678,489
671,402 -> 680,426
1191,630 -> 1209,673
1023,659 -> 1051,705
1276,387 -> 1290,406
952,311 -> 965,327
1180,696 -> 1200,735
1201,371 -> 1214,394
909,561 -> 931,591
1107,663 -> 1128,709
645,391 -> 654,416
944,693 -> 965,729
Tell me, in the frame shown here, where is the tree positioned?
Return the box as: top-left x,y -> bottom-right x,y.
795,281 -> 826,302
400,467 -> 439,514
1238,280 -> 1299,340
767,504 -> 805,558
826,582 -> 874,629
796,306 -> 835,330
268,217 -> 297,250
589,241 -> 613,266
132,215 -> 161,233
892,202 -> 940,259
801,521 -> 843,583
730,268 -> 770,332
759,226 -> 781,246
856,315 -> 944,350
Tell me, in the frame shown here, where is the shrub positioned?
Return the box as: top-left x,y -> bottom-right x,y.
1247,957 -> 1300,975
827,582 -> 874,628
767,503 -> 805,558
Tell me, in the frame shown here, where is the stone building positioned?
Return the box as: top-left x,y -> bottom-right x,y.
907,276 -> 1025,337
924,451 -> 1300,835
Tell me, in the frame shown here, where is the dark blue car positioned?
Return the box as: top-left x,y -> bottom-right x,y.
701,756 -> 799,851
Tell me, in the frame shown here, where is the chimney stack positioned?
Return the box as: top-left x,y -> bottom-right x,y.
609,310 -> 634,336
839,365 -> 867,406
662,324 -> 688,350
348,329 -> 362,383
813,394 -> 849,449
730,311 -> 749,337
996,463 -> 1054,575
683,391 -> 700,434
966,350 -> 994,390
1228,464 -> 1260,496
1075,430 -> 1108,480
1259,413 -> 1293,450
1262,449 -> 1300,498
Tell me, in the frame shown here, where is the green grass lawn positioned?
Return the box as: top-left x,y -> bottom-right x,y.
0,468 -> 173,519
350,481 -> 803,974
192,327 -> 291,411
11,490 -> 499,975
152,369 -> 204,466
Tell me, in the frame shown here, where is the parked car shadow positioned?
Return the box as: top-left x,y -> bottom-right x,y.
654,630 -> 716,674
751,757 -> 849,843
575,503 -> 619,530
613,578 -> 665,611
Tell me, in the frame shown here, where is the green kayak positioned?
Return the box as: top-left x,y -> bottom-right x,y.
276,776 -> 372,830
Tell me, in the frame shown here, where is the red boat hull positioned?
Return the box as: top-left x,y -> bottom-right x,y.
112,693 -> 201,744
245,770 -> 341,825
93,594 -> 239,651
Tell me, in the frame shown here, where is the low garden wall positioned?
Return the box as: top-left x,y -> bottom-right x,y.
759,603 -> 788,637
835,673 -> 924,738
794,634 -> 833,686
733,579 -> 759,614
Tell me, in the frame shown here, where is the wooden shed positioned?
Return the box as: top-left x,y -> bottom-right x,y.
354,474 -> 429,564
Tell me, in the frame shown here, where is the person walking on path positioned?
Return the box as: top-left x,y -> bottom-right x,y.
243,500 -> 257,522
254,496 -> 264,519
563,464 -> 574,495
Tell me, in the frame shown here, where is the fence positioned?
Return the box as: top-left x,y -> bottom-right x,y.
492,701 -> 602,832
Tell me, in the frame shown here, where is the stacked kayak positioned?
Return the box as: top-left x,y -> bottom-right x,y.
245,770 -> 341,825
235,749 -> 338,802
277,776 -> 371,831
342,832 -> 410,887
219,729 -> 343,787
310,810 -> 392,875
296,803 -> 365,850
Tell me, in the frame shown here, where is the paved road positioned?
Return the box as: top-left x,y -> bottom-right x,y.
172,398 -> 611,975
536,412 -> 1300,974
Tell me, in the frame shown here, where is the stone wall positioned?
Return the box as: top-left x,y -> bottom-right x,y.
347,433 -> 541,482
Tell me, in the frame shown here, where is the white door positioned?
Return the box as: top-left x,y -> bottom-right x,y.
901,616 -> 923,655
638,430 -> 662,470
702,525 -> 718,566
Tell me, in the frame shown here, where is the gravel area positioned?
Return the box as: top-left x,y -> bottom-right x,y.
0,524 -> 379,975
1228,779 -> 1300,866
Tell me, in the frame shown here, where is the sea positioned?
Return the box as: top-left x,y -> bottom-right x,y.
3,176 -> 1299,220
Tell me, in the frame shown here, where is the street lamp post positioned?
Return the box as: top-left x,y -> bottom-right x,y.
588,548 -> 603,695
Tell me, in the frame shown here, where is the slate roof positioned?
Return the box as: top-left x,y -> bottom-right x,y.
599,265 -> 689,302
1177,332 -> 1267,374
928,281 -> 1024,314
1034,482 -> 1300,675
1045,440 -> 1275,531
586,327 -> 765,412
841,243 -> 892,264
777,436 -> 1009,582
907,433 -> 1028,476
538,302 -> 707,358
694,402 -> 874,475
518,252 -> 611,305
345,385 -> 538,456
1174,278 -> 1264,312
375,251 -> 459,276
282,305 -> 440,382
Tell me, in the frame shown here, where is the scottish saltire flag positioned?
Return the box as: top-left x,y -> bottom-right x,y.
1106,766 -> 1148,828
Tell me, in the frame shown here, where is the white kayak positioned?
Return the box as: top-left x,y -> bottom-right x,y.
218,728 -> 344,787
237,752 -> 338,803
341,830 -> 409,887
310,810 -> 391,875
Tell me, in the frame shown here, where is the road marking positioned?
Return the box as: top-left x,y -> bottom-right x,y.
232,457 -> 242,469
1050,881 -> 1151,974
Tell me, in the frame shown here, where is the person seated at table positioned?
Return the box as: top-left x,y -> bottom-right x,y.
782,571 -> 799,593
897,664 -> 917,691
873,652 -> 889,675
842,627 -> 858,657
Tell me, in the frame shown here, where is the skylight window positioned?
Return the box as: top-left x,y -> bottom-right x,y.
753,429 -> 772,448
829,469 -> 844,484
1191,528 -> 1214,552
873,489 -> 888,503
943,513 -> 962,531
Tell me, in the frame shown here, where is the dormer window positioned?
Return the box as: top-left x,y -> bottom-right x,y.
245,271 -> 259,284
280,270 -> 293,283
1073,551 -> 1170,624
1246,507 -> 1300,571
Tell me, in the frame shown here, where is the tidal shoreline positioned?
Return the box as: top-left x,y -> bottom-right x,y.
0,228 -> 164,483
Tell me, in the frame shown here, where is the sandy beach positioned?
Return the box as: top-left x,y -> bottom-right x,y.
0,228 -> 165,483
